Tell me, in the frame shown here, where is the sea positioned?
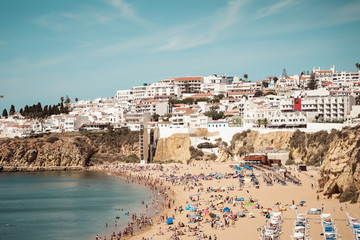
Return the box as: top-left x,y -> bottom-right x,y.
0,171 -> 153,240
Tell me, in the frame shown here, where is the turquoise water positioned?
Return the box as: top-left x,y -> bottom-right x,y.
0,171 -> 153,240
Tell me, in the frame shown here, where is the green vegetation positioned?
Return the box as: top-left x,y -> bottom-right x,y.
254,90 -> 264,97
82,127 -> 139,148
230,130 -> 251,149
197,142 -> 217,148
189,146 -> 204,159
123,154 -> 139,163
209,153 -> 217,161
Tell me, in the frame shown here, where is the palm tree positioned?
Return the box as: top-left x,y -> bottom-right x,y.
257,119 -> 262,128
60,96 -> 64,103
75,98 -> 79,103
262,118 -> 268,128
356,63 -> 360,71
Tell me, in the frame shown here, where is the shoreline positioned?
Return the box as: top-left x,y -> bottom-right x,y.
95,164 -> 177,240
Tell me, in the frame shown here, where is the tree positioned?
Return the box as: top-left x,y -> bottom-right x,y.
60,96 -> 64,103
262,81 -> 269,88
273,77 -> 278,84
204,110 -> 224,120
262,118 -> 268,128
257,119 -> 262,127
356,63 -> 360,71
356,95 -> 360,105
307,73 -> 317,90
264,91 -> 276,96
75,98 -> 79,103
152,113 -> 160,122
2,109 -> 8,118
65,95 -> 71,104
9,105 -> 15,116
217,94 -> 225,99
243,74 -> 248,81
254,90 -> 264,97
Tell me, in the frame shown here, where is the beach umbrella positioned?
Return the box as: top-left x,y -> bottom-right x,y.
262,209 -> 268,212
166,218 -> 173,225
245,202 -> 253,207
203,215 -> 212,220
190,207 -> 197,212
186,205 -> 191,210
216,216 -> 220,219
217,200 -> 224,204
202,209 -> 209,213
249,212 -> 255,216
290,205 -> 297,210
252,204 -> 258,209
223,207 -> 230,212
300,201 -> 306,204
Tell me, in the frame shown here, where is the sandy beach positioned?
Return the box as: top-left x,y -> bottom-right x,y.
100,162 -> 360,240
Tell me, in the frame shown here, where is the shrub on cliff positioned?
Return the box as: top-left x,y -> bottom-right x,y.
123,154 -> 139,163
197,142 -> 216,148
340,185 -> 359,203
189,146 -> 204,159
46,137 -> 59,143
230,130 -> 251,149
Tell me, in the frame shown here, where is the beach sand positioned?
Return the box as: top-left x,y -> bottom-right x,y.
104,162 -> 360,240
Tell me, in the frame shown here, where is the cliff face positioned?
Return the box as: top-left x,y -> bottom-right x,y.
217,127 -> 360,200
318,127 -> 360,199
153,134 -> 191,163
0,130 -> 139,171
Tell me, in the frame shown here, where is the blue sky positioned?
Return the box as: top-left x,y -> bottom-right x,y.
1,0 -> 360,110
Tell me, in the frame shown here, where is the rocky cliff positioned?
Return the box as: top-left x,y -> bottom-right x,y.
153,134 -> 191,163
0,129 -> 139,171
215,127 -> 360,201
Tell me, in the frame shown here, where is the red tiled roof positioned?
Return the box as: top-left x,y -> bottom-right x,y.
322,81 -> 333,86
154,95 -> 174,98
184,110 -> 194,115
315,70 -> 332,73
174,107 -> 189,111
173,77 -> 203,81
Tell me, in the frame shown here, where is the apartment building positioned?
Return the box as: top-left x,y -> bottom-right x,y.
280,94 -> 354,121
172,76 -> 203,94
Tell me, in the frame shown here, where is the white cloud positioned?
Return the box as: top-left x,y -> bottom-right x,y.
104,0 -> 145,24
155,0 -> 247,52
34,15 -> 66,31
256,0 -> 293,19
95,0 -> 247,55
331,1 -> 360,25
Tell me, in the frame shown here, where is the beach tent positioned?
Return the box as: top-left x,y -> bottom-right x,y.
166,218 -> 173,224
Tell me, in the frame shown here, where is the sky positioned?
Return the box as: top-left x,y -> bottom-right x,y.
0,0 -> 360,111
